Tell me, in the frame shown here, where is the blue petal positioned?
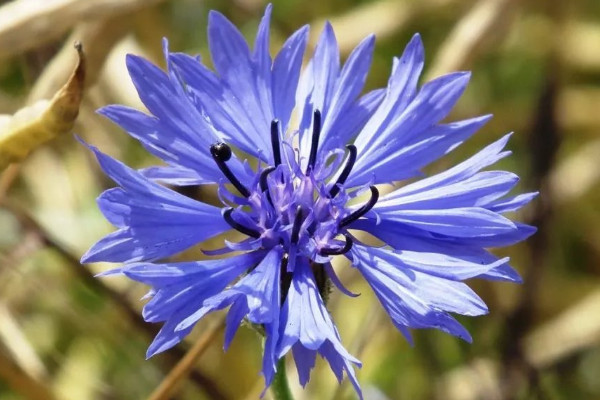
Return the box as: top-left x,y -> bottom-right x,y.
276,259 -> 361,395
357,34 -> 424,140
374,207 -> 517,237
123,56 -> 243,182
175,247 -> 282,331
96,188 -> 128,227
139,255 -> 262,323
456,222 -> 537,248
208,11 -> 272,155
297,22 -> 340,163
488,192 -> 538,213
326,88 -> 385,151
224,300 -> 249,350
352,218 -> 523,282
119,251 -> 263,287
377,170 -> 520,210
262,320 -> 281,388
391,133 -> 513,196
80,142 -> 229,263
350,71 -> 471,185
234,247 -> 282,323
351,244 -> 488,316
319,34 -> 376,153
350,244 -> 475,341
319,341 -> 363,400
253,4 -> 273,98
139,165 -> 209,186
304,22 -> 340,120
143,280 -> 209,323
351,114 -> 491,184
168,52 -> 264,159
343,34 -> 423,176
146,307 -> 196,358
292,344 -> 317,387
98,106 -> 215,184
272,25 -> 309,133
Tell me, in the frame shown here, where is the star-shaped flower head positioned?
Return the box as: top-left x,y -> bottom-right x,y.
82,4 -> 536,398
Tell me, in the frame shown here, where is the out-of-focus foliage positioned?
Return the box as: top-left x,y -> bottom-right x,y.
0,0 -> 599,399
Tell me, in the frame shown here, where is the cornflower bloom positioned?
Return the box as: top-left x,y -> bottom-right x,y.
82,5 -> 536,398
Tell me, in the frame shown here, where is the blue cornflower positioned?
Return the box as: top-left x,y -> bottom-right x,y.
82,5 -> 536,398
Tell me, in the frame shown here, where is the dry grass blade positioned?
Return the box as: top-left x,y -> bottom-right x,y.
559,87 -> 600,131
425,0 -> 519,79
310,0 -> 461,54
562,22 -> 600,72
0,43 -> 85,171
147,319 -> 225,400
0,0 -> 167,58
0,303 -> 48,381
330,303 -> 385,400
435,358 -> 501,400
437,289 -> 600,399
524,289 -> 600,368
549,139 -> 600,204
0,349 -> 57,400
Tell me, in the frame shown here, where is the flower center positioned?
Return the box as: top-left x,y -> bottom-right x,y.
209,110 -> 378,265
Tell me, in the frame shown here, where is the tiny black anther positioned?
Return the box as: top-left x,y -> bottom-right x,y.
329,144 -> 357,198
210,142 -> 232,161
320,234 -> 354,256
290,205 -> 303,245
306,109 -> 322,173
340,186 -> 379,228
209,142 -> 250,198
223,208 -> 261,238
270,119 -> 282,166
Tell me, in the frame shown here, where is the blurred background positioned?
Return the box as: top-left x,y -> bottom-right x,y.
0,0 -> 599,399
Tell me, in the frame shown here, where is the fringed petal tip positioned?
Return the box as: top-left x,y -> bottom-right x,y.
93,267 -> 125,277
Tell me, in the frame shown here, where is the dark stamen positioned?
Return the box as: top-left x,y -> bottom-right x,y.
210,143 -> 251,198
259,166 -> 276,193
329,144 -> 357,198
320,234 -> 353,256
306,109 -> 322,173
290,205 -> 303,245
339,186 -> 379,228
259,166 -> 275,207
280,253 -> 292,305
223,208 -> 261,238
270,119 -> 282,166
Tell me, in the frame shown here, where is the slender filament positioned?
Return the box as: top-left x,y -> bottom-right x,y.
339,186 -> 379,228
306,109 -> 322,173
210,143 -> 250,198
223,208 -> 261,238
290,205 -> 303,245
320,234 -> 353,255
329,144 -> 357,198
270,119 -> 282,166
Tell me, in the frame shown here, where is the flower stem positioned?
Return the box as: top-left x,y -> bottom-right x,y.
271,358 -> 293,400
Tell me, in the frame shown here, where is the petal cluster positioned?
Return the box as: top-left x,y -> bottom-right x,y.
83,4 -> 536,398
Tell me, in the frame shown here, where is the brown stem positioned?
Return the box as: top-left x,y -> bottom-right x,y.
147,320 -> 225,400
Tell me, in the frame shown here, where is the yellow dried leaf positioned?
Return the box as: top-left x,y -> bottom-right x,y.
0,43 -> 85,171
